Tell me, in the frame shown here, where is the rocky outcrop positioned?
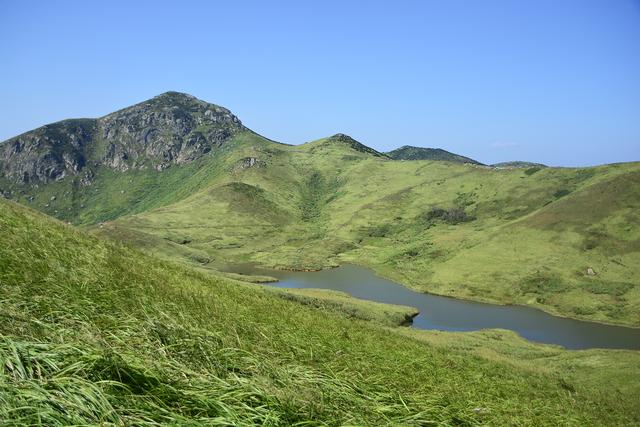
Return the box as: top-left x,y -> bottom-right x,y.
99,92 -> 243,172
0,119 -> 95,184
234,157 -> 266,171
0,92 -> 245,184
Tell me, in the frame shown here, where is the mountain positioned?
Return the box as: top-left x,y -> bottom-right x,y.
0,92 -> 244,186
313,133 -> 386,157
386,145 -> 484,164
0,92 -> 256,222
1,92 -> 639,329
492,161 -> 548,168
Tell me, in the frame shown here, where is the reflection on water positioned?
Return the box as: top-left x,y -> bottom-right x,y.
232,264 -> 640,350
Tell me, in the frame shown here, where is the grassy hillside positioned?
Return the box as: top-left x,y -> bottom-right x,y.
2,94 -> 638,326
386,145 -> 483,164
1,198 -> 639,425
94,133 -> 640,326
492,161 -> 548,168
0,131 -> 267,224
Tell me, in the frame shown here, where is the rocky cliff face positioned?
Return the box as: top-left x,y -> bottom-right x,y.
0,119 -> 96,184
0,92 -> 245,184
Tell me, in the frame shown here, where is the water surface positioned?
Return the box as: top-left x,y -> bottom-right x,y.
233,264 -> 640,350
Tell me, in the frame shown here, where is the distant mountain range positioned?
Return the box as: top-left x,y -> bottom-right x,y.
0,91 -> 551,189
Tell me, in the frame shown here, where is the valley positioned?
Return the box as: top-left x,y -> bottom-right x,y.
1,92 -> 639,425
4,93 -> 637,327
2,196 -> 640,425
235,263 -> 640,350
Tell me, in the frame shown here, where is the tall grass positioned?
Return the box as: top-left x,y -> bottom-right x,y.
1,199 -> 639,425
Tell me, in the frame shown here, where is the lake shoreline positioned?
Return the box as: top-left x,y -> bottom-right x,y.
227,262 -> 640,350
229,261 -> 640,330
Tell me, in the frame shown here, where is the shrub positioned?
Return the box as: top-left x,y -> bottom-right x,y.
402,248 -> 420,258
519,274 -> 570,295
582,281 -> 633,297
524,167 -> 541,176
367,223 -> 391,238
421,207 -> 475,225
572,306 -> 597,316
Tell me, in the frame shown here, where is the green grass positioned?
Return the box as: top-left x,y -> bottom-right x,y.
386,145 -> 482,164
4,126 -> 640,325
75,133 -> 640,326
271,287 -> 419,327
0,131 -> 268,225
2,198 -> 640,425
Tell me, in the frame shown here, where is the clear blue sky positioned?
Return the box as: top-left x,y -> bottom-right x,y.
1,0 -> 639,166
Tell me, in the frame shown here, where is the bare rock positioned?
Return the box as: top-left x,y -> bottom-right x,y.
0,92 -> 245,185
234,157 -> 266,171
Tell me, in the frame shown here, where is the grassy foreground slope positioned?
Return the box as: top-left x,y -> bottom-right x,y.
2,200 -> 640,425
104,134 -> 640,326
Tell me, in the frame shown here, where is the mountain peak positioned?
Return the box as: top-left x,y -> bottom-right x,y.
156,90 -> 196,99
386,146 -> 483,165
329,133 -> 356,141
491,161 -> 547,168
324,133 -> 385,157
0,93 -> 246,185
148,91 -> 202,106
106,91 -> 236,117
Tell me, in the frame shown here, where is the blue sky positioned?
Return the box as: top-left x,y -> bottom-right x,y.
1,0 -> 639,166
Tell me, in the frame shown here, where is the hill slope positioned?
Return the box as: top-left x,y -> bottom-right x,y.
0,92 -> 247,223
1,198 -> 639,425
492,161 -> 548,168
386,145 -> 484,164
104,140 -> 640,326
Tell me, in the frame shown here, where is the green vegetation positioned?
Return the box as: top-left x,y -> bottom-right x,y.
492,161 -> 548,168
420,206 -> 476,225
0,132 -> 247,225
386,145 -> 483,164
273,288 -> 419,327
76,132 -> 639,327
2,94 -> 638,326
1,93 -> 639,424
2,198 -> 639,425
524,166 -> 542,175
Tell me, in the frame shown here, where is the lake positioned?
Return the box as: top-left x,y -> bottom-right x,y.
232,264 -> 640,350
